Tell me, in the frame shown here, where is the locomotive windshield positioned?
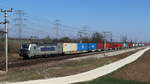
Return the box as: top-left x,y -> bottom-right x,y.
22,44 -> 29,49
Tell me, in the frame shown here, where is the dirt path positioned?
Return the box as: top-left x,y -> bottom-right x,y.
112,49 -> 150,83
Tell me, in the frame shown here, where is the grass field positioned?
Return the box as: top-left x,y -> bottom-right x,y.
75,75 -> 150,84
0,49 -> 139,82
76,50 -> 150,84
0,57 -> 118,82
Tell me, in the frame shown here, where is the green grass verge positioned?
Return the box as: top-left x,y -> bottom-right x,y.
75,76 -> 150,84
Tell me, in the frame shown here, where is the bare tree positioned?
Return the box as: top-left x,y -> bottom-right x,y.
59,37 -> 71,42
0,29 -> 5,38
81,36 -> 90,43
91,32 -> 104,43
42,36 -> 52,44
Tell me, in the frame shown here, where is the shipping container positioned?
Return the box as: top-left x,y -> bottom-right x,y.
111,43 -> 116,49
88,43 -> 96,51
106,43 -> 113,49
63,43 -> 77,54
123,43 -> 128,48
120,43 -> 123,48
142,43 -> 144,46
97,43 -> 104,50
77,43 -> 89,52
128,43 -> 133,48
113,43 -> 118,49
97,43 -> 116,50
113,43 -> 123,49
139,43 -> 142,46
135,43 -> 139,47
133,43 -> 136,47
113,43 -> 119,49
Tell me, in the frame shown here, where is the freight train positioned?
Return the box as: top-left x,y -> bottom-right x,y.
19,42 -> 145,59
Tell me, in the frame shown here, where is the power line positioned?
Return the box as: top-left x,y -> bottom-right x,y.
14,10 -> 26,39
78,26 -> 88,43
54,20 -> 61,39
24,13 -> 90,32
10,11 -> 115,40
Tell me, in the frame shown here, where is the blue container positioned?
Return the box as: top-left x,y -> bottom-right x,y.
88,43 -> 96,51
77,43 -> 89,51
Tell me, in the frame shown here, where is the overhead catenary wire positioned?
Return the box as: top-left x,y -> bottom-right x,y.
10,14 -> 81,39
8,10 -> 130,42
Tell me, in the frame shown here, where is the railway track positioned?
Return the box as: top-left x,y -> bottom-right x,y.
0,48 -> 135,70
0,50 -> 113,70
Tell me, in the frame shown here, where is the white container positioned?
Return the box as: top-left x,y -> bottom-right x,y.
136,43 -> 139,47
142,44 -> 144,46
63,43 -> 77,54
133,43 -> 136,47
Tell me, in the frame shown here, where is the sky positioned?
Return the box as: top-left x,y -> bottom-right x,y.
0,0 -> 150,42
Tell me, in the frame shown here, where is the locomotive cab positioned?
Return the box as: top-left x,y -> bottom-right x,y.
20,43 -> 37,59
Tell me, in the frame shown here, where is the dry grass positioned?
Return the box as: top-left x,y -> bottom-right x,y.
0,49 -> 139,82
112,50 -> 150,83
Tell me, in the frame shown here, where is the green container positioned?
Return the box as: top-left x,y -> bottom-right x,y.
123,43 -> 128,48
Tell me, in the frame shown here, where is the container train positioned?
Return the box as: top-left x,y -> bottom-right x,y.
19,42 -> 145,59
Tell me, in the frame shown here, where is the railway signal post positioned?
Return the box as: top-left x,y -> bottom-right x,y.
0,8 -> 13,72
